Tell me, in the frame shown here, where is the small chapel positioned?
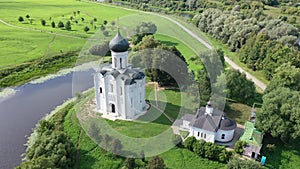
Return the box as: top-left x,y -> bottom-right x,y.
174,100 -> 237,143
94,31 -> 147,119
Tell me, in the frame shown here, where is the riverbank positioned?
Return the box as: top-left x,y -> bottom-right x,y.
20,85 -> 225,169
0,59 -> 105,99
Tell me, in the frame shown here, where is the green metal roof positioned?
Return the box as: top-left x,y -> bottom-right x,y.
239,121 -> 263,147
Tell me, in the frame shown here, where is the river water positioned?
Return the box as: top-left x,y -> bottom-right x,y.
0,70 -> 94,169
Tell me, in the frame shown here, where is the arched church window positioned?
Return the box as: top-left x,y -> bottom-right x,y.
120,58 -> 122,68
221,134 -> 225,139
204,133 -> 206,139
100,87 -> 102,94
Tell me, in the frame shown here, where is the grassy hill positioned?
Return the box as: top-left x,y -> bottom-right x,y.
0,0 -> 210,87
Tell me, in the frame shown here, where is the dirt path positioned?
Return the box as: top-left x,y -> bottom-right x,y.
87,1 -> 267,91
149,13 -> 267,90
1,2 -> 267,90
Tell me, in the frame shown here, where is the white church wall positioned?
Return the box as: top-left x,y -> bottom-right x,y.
215,129 -> 235,142
111,51 -> 128,69
94,74 -> 101,110
94,47 -> 146,119
124,85 -> 135,119
190,127 -> 215,143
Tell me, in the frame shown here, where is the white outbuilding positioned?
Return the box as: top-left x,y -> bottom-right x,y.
175,100 -> 236,143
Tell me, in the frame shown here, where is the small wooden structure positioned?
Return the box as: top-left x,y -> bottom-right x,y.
239,121 -> 263,159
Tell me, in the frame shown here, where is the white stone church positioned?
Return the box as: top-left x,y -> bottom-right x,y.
94,31 -> 147,119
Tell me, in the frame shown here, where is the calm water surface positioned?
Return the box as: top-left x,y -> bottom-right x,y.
0,70 -> 94,169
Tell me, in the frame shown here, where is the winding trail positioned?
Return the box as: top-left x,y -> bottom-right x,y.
87,1 -> 267,91
0,2 -> 267,90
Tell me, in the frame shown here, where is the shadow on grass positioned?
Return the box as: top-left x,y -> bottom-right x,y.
261,134 -> 300,169
159,40 -> 178,47
138,100 -> 193,126
224,102 -> 249,125
77,149 -> 97,169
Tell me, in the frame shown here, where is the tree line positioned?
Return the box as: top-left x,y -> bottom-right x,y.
18,11 -> 113,34
192,8 -> 299,80
130,35 -> 190,87
256,63 -> 300,142
16,103 -> 76,169
184,136 -> 262,169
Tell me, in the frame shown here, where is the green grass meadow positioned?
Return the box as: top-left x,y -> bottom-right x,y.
0,0 -> 136,69
62,86 -> 225,169
0,0 -> 209,88
0,0 -> 207,69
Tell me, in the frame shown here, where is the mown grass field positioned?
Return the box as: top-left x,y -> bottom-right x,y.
0,0 -> 210,88
118,12 -> 207,55
63,86 -> 225,169
0,0 -> 208,69
0,0 -> 136,69
154,34 -> 204,73
225,102 -> 252,125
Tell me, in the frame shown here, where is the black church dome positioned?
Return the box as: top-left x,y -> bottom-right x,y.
109,31 -> 129,52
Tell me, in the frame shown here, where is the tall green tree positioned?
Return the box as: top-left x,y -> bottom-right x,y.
266,62 -> 300,92
65,21 -> 71,31
193,140 -> 206,157
18,16 -> 24,22
234,140 -> 246,154
225,69 -> 256,104
262,42 -> 299,79
239,33 -> 269,71
41,19 -> 46,26
16,156 -> 55,169
131,36 -> 189,87
103,20 -> 108,25
132,22 -> 157,45
25,131 -> 75,168
51,21 -> 55,28
184,136 -> 197,151
256,87 -> 300,142
57,21 -> 64,28
84,26 -> 90,33
147,156 -> 165,169
196,69 -> 211,106
199,49 -> 224,83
